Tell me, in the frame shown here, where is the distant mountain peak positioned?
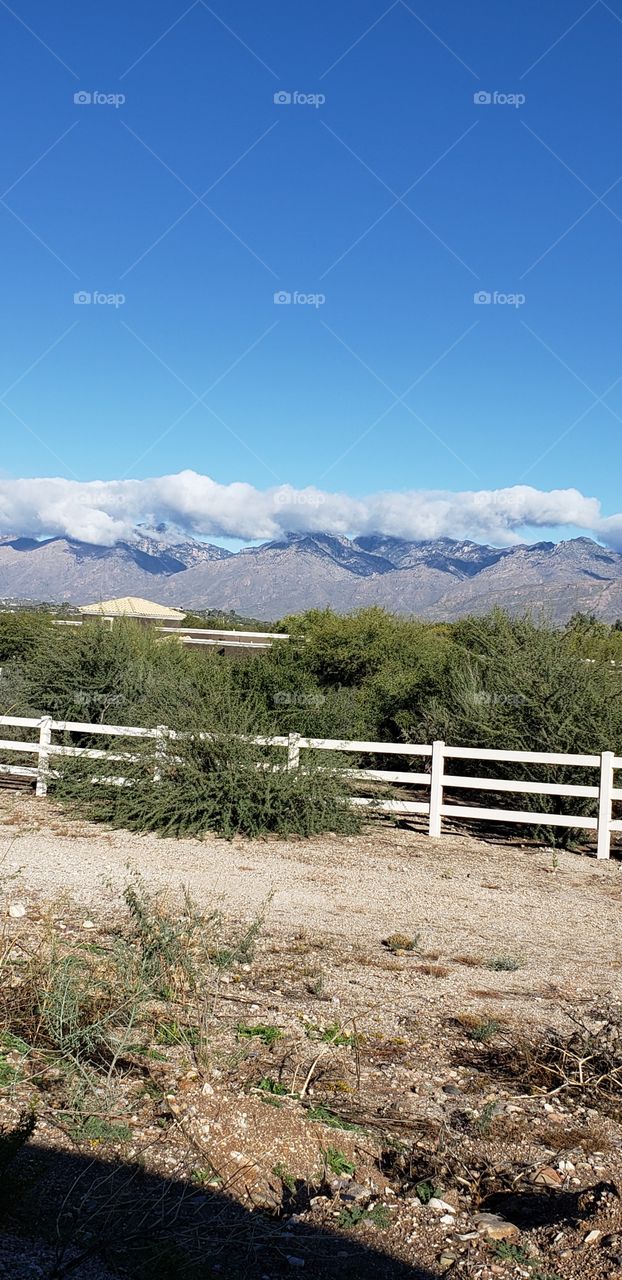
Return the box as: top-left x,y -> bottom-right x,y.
0,530 -> 621,623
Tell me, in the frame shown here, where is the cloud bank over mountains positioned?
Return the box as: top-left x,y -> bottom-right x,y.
0,471 -> 621,549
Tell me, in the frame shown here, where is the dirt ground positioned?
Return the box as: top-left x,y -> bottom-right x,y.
1,794 -> 622,1280
1,793 -> 622,1028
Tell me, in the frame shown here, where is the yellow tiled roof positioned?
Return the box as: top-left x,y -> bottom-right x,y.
78,597 -> 186,620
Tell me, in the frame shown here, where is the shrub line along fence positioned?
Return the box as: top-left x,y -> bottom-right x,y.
0,714 -> 620,858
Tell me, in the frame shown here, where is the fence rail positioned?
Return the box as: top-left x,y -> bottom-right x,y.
0,715 -> 620,858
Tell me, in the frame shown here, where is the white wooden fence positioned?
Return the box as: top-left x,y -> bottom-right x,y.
0,715 -> 620,859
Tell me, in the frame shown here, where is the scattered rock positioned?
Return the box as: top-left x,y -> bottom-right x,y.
8,902 -> 26,918
338,1182 -> 370,1204
82,920 -> 95,930
584,1229 -> 601,1245
439,1251 -> 457,1271
473,1212 -> 520,1242
530,1165 -> 563,1188
429,1198 -> 458,1214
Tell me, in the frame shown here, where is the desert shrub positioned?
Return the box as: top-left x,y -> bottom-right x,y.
20,618 -> 178,724
53,723 -> 361,839
564,611 -> 622,663
0,609 -> 55,662
416,610 -> 622,842
0,874 -> 263,1078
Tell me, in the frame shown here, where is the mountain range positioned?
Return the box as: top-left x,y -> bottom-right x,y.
2,529 -> 622,622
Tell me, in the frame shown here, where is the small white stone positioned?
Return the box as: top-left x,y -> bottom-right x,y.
8,902 -> 26,919
82,919 -> 95,930
429,1198 -> 457,1213
440,1214 -> 455,1225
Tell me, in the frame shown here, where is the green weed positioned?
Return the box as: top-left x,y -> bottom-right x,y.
236,1023 -> 282,1046
338,1203 -> 390,1230
466,1019 -> 503,1043
487,955 -> 522,972
323,1147 -> 355,1176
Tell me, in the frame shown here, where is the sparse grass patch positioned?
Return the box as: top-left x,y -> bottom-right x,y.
155,1020 -> 201,1048
487,954 -> 522,972
414,1178 -> 437,1205
337,1203 -> 390,1230
306,1104 -> 364,1132
0,1057 -> 20,1087
303,1020 -> 358,1047
382,933 -> 420,955
272,1161 -> 296,1192
256,1075 -> 289,1096
191,1166 -> 222,1188
305,968 -> 325,997
70,1116 -> 132,1145
236,1022 -> 282,1046
466,1019 -> 504,1043
493,1243 -> 561,1280
323,1146 -> 355,1176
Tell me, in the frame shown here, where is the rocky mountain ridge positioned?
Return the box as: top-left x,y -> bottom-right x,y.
1,530 -> 622,622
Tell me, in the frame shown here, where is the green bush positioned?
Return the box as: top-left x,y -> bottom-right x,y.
418,610 -> 622,842
54,723 -> 361,840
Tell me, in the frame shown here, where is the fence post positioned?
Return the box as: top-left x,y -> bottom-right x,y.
597,749 -> 614,860
153,725 -> 167,783
35,715 -> 53,798
428,739 -> 445,838
287,732 -> 301,771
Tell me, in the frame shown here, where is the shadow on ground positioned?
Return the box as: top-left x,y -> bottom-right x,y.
0,1141 -> 441,1280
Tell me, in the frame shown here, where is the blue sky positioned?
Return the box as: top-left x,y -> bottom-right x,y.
2,0 -> 622,546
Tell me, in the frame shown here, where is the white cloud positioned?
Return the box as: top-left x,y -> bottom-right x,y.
0,471 -> 618,549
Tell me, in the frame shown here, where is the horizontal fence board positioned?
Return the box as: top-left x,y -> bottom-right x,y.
51,721 -> 157,737
345,769 -> 430,784
47,745 -> 139,762
0,716 -> 41,728
180,638 -> 273,648
1,712 -> 618,852
298,738 -> 432,756
444,746 -> 600,767
440,802 -> 598,830
247,735 -> 290,747
443,775 -> 599,799
350,797 -> 429,815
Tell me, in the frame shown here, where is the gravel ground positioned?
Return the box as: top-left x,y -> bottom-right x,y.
2,794 -> 622,1279
2,793 -> 622,1026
